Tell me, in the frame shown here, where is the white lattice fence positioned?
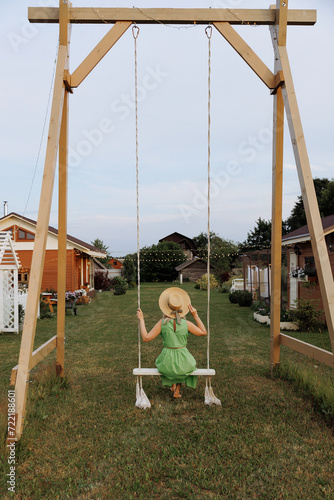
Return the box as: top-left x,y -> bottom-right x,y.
0,270 -> 18,332
0,232 -> 20,333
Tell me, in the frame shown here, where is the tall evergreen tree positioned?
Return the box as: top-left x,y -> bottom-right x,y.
193,232 -> 238,276
91,238 -> 111,268
240,218 -> 272,252
284,178 -> 333,232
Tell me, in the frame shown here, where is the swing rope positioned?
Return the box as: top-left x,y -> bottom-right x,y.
133,24 -> 141,371
133,23 -> 220,407
133,24 -> 151,408
204,24 -> 221,406
206,24 -> 212,372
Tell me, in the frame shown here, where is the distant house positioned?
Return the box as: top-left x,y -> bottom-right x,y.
282,214 -> 334,309
0,213 -> 107,292
159,232 -> 197,259
107,257 -> 123,278
175,257 -> 212,282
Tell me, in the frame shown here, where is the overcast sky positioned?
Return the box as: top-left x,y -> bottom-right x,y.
1,0 -> 333,256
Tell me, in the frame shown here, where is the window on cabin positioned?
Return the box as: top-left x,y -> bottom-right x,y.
18,229 -> 35,241
304,256 -> 316,277
113,261 -> 117,266
18,271 -> 29,285
326,233 -> 334,253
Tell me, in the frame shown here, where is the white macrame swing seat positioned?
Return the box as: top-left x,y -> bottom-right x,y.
204,378 -> 221,406
133,369 -> 221,407
132,24 -> 221,409
135,377 -> 151,409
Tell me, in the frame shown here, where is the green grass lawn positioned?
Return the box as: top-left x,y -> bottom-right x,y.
1,283 -> 334,499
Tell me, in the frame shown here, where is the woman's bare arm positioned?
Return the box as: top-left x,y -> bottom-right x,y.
136,308 -> 162,342
187,305 -> 207,337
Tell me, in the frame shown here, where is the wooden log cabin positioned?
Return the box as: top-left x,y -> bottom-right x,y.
0,213 -> 106,292
282,214 -> 334,311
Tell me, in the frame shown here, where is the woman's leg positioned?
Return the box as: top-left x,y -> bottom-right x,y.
173,383 -> 182,398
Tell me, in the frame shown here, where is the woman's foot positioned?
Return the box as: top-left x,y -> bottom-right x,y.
173,383 -> 182,398
170,384 -> 176,393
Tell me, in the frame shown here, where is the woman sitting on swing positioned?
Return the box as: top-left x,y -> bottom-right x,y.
136,287 -> 207,398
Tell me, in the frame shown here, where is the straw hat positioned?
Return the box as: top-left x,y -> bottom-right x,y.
159,287 -> 191,323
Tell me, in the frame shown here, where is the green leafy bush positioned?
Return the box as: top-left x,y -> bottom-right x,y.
39,299 -> 55,319
111,276 -> 128,296
128,281 -> 137,289
237,290 -> 253,307
18,303 -> 25,324
256,306 -> 270,316
292,299 -> 326,332
196,273 -> 219,290
280,307 -> 295,322
229,291 -> 241,304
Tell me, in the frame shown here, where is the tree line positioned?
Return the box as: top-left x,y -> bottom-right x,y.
93,177 -> 334,282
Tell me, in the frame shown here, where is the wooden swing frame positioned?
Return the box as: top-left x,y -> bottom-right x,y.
8,1 -> 334,441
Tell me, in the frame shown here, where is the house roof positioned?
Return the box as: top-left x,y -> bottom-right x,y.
92,257 -> 108,270
175,257 -> 210,271
0,212 -> 107,258
159,232 -> 197,251
282,214 -> 334,245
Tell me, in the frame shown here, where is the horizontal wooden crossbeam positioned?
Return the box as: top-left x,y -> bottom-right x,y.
10,335 -> 57,385
133,368 -> 216,376
28,7 -> 317,26
280,334 -> 334,368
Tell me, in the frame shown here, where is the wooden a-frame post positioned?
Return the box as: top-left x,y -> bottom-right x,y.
12,0 -> 71,441
270,3 -> 334,367
269,1 -> 287,369
12,3 -> 334,441
56,0 -> 71,378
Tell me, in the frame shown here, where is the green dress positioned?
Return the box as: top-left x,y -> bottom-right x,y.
155,318 -> 197,388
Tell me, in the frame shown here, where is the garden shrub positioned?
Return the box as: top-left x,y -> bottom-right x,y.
39,299 -> 54,319
229,291 -> 241,304
280,307 -> 295,322
18,303 -> 25,324
218,284 -> 230,293
251,299 -> 265,311
111,277 -> 128,296
94,271 -> 113,291
292,299 -> 326,332
194,283 -> 200,289
237,290 -> 253,307
128,281 -> 137,289
196,273 -> 219,290
257,306 -> 271,316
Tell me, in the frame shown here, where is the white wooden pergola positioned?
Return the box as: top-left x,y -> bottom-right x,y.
9,1 -> 334,441
0,232 -> 21,334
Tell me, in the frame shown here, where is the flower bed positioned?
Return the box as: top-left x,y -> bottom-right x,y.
253,312 -> 299,330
